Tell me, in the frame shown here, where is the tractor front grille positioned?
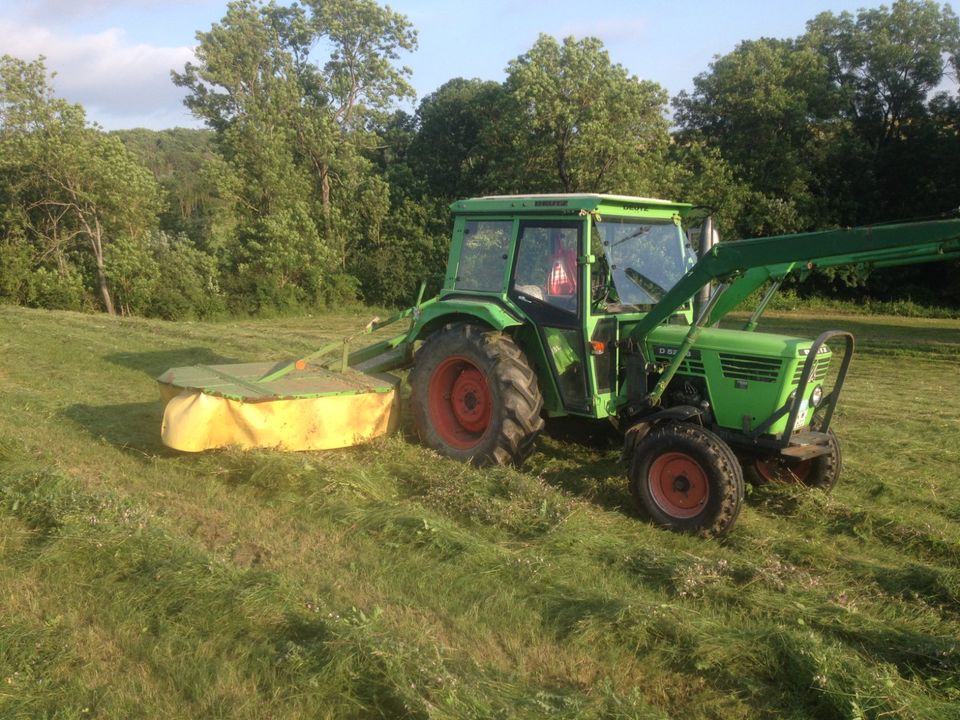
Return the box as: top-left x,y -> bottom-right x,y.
654,352 -> 706,376
680,356 -> 706,375
791,357 -> 831,385
719,353 -> 783,383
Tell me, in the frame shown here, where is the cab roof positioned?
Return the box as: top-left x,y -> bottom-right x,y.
450,193 -> 693,216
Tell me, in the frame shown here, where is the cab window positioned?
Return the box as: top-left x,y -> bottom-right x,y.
511,223 -> 579,314
455,220 -> 512,292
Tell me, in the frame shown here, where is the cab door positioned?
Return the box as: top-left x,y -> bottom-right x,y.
507,220 -> 591,413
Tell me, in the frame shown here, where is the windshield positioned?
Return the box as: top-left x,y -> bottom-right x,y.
594,218 -> 696,308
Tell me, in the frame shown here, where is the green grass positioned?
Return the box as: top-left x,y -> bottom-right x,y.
750,289 -> 960,319
1,304 -> 959,719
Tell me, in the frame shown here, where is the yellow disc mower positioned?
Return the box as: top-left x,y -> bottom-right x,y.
157,312 -> 418,452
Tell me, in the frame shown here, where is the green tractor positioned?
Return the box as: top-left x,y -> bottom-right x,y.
158,193 -> 960,537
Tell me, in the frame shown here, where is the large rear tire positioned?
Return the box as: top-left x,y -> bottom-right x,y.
410,323 -> 544,466
743,429 -> 842,491
629,423 -> 744,538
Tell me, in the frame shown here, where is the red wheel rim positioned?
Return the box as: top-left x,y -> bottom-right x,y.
755,458 -> 812,483
427,356 -> 492,449
648,452 -> 709,519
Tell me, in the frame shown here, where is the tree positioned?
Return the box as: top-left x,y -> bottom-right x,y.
493,35 -> 670,195
803,0 -> 960,152
674,1 -> 960,297
674,38 -> 838,235
347,195 -> 449,306
0,55 -> 162,315
115,128 -> 221,244
799,0 -> 960,226
406,78 -> 505,200
173,0 -> 416,312
662,140 -> 749,242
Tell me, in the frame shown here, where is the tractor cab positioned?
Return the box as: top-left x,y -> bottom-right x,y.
440,194 -> 702,418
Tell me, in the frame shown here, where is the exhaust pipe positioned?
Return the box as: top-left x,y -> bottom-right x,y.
694,215 -> 718,317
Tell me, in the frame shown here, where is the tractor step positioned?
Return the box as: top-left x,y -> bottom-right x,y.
780,431 -> 832,461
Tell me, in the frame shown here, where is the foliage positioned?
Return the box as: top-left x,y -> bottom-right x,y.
406,78 -> 505,200
496,35 -> 670,195
804,0 -> 960,152
105,231 -> 225,320
0,55 -> 164,315
348,196 -> 449,306
674,38 -> 837,236
114,128 -> 220,242
404,35 -> 672,202
661,140 -> 749,242
674,0 -> 960,298
2,1 -> 960,315
172,0 -> 417,313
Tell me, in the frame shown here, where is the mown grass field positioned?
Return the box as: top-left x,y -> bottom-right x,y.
1,304 -> 958,719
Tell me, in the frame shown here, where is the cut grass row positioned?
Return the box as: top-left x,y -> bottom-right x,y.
1,305 -> 958,718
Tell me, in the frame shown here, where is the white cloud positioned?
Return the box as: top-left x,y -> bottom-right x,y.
0,18 -> 199,129
5,0 -> 209,24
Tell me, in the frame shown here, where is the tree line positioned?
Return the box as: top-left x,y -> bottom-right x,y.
1,0 -> 958,319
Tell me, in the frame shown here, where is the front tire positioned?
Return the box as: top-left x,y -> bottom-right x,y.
629,423 -> 744,537
410,323 -> 544,466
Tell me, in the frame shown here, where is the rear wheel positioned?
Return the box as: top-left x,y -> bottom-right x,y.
410,323 -> 544,466
743,429 -> 842,491
629,423 -> 744,537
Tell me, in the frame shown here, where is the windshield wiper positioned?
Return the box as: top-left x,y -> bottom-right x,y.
608,225 -> 652,248
624,267 -> 667,302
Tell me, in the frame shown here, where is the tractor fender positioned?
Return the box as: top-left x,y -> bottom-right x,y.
622,405 -> 703,460
410,297 -> 524,343
407,299 -> 565,416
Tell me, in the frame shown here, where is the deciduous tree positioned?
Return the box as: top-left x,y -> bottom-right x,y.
173,0 -> 416,311
803,0 -> 960,151
1,55 -> 162,314
495,35 -> 670,195
674,38 -> 837,234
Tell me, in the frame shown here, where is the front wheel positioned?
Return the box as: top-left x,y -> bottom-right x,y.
410,323 -> 544,466
629,423 -> 744,538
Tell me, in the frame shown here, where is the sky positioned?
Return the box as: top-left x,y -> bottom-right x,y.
0,0 -> 927,130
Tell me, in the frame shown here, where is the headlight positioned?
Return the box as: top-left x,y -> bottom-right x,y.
810,385 -> 823,407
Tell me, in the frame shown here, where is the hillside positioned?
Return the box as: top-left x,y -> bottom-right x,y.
1,305 -> 959,719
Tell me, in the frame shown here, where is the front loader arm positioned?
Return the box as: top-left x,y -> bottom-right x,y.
631,218 -> 960,340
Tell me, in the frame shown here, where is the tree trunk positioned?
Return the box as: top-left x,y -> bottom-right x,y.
86,215 -> 115,316
320,162 -> 342,268
94,249 -> 115,316
321,162 -> 332,225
